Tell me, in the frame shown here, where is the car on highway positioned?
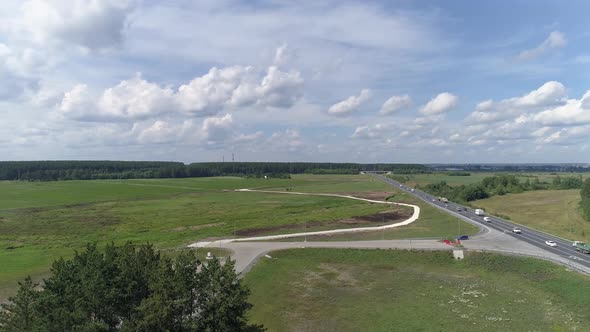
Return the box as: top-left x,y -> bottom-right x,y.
456,207 -> 462,211
432,199 -> 436,202
512,227 -> 522,234
483,216 -> 491,222
545,240 -> 557,247
457,235 -> 469,240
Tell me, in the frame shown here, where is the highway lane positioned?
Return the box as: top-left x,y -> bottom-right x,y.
368,173 -> 590,270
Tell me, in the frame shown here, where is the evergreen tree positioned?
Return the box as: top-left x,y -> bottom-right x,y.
0,277 -> 42,332
0,243 -> 264,332
197,257 -> 265,332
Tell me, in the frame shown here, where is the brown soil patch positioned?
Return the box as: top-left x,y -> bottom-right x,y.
235,209 -> 411,236
341,191 -> 392,201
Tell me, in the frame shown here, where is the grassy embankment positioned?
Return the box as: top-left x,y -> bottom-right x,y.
474,189 -> 590,243
244,248 -> 590,332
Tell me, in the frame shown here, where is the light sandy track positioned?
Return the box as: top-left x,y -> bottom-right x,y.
188,187 -> 590,276
188,189 -> 420,248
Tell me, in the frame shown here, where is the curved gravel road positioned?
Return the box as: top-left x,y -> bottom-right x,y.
189,186 -> 590,276
189,189 -> 420,247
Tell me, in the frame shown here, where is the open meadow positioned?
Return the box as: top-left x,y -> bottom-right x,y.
398,172 -> 588,188
0,174 -> 474,299
286,190 -> 479,241
473,189 -> 590,243
244,249 -> 590,332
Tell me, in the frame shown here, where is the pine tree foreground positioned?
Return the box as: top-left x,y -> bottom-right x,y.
0,243 -> 265,332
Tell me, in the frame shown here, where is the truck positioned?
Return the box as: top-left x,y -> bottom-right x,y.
573,241 -> 590,254
474,209 -> 485,216
441,197 -> 448,203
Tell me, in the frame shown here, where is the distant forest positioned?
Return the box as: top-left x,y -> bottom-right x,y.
0,161 -> 428,181
417,174 -> 586,203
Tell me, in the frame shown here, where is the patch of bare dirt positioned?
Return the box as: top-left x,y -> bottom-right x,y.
339,210 -> 410,224
341,191 -> 392,201
235,209 -> 411,236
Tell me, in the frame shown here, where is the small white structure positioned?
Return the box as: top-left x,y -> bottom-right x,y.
453,250 -> 464,260
206,252 -> 213,260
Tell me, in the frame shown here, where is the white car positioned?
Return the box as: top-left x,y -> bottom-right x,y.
545,240 -> 557,247
483,217 -> 491,222
512,227 -> 522,234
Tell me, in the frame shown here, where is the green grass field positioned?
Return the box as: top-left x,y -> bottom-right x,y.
398,172 -> 588,188
0,176 -> 398,295
0,174 -> 480,300
244,249 -> 590,331
293,191 -> 480,241
473,190 -> 590,243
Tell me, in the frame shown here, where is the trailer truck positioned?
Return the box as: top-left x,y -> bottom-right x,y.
573,241 -> 590,254
475,209 -> 485,216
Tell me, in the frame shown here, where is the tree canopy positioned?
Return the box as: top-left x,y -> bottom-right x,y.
0,243 -> 264,332
416,174 -> 585,203
0,161 -> 428,181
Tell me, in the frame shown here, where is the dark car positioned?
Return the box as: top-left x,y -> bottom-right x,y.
457,235 -> 469,240
456,207 -> 462,211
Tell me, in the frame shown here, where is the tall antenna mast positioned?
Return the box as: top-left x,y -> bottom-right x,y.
232,153 -> 234,162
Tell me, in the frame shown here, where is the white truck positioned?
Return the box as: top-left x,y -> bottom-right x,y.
474,209 -> 485,216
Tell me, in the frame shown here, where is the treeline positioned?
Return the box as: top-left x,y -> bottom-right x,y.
419,174 -> 585,203
447,171 -> 471,176
0,161 -> 187,181
0,161 -> 428,181
582,178 -> 590,221
0,243 -> 264,332
185,162 -> 427,177
431,164 -> 590,173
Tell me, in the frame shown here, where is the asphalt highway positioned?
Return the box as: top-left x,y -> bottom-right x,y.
368,173 -> 590,270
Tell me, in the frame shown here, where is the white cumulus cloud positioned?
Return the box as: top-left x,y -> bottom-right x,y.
419,92 -> 458,115
57,64 -> 304,121
22,0 -> 138,50
351,124 -> 390,139
533,91 -> 590,126
466,81 -> 567,124
201,114 -> 234,143
328,89 -> 371,115
58,75 -> 175,121
379,94 -> 412,115
518,31 -> 567,61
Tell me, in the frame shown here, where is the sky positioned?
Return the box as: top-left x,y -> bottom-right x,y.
1,0 -> 590,163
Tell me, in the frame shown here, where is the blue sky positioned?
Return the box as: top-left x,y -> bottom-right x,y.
1,0 -> 590,163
